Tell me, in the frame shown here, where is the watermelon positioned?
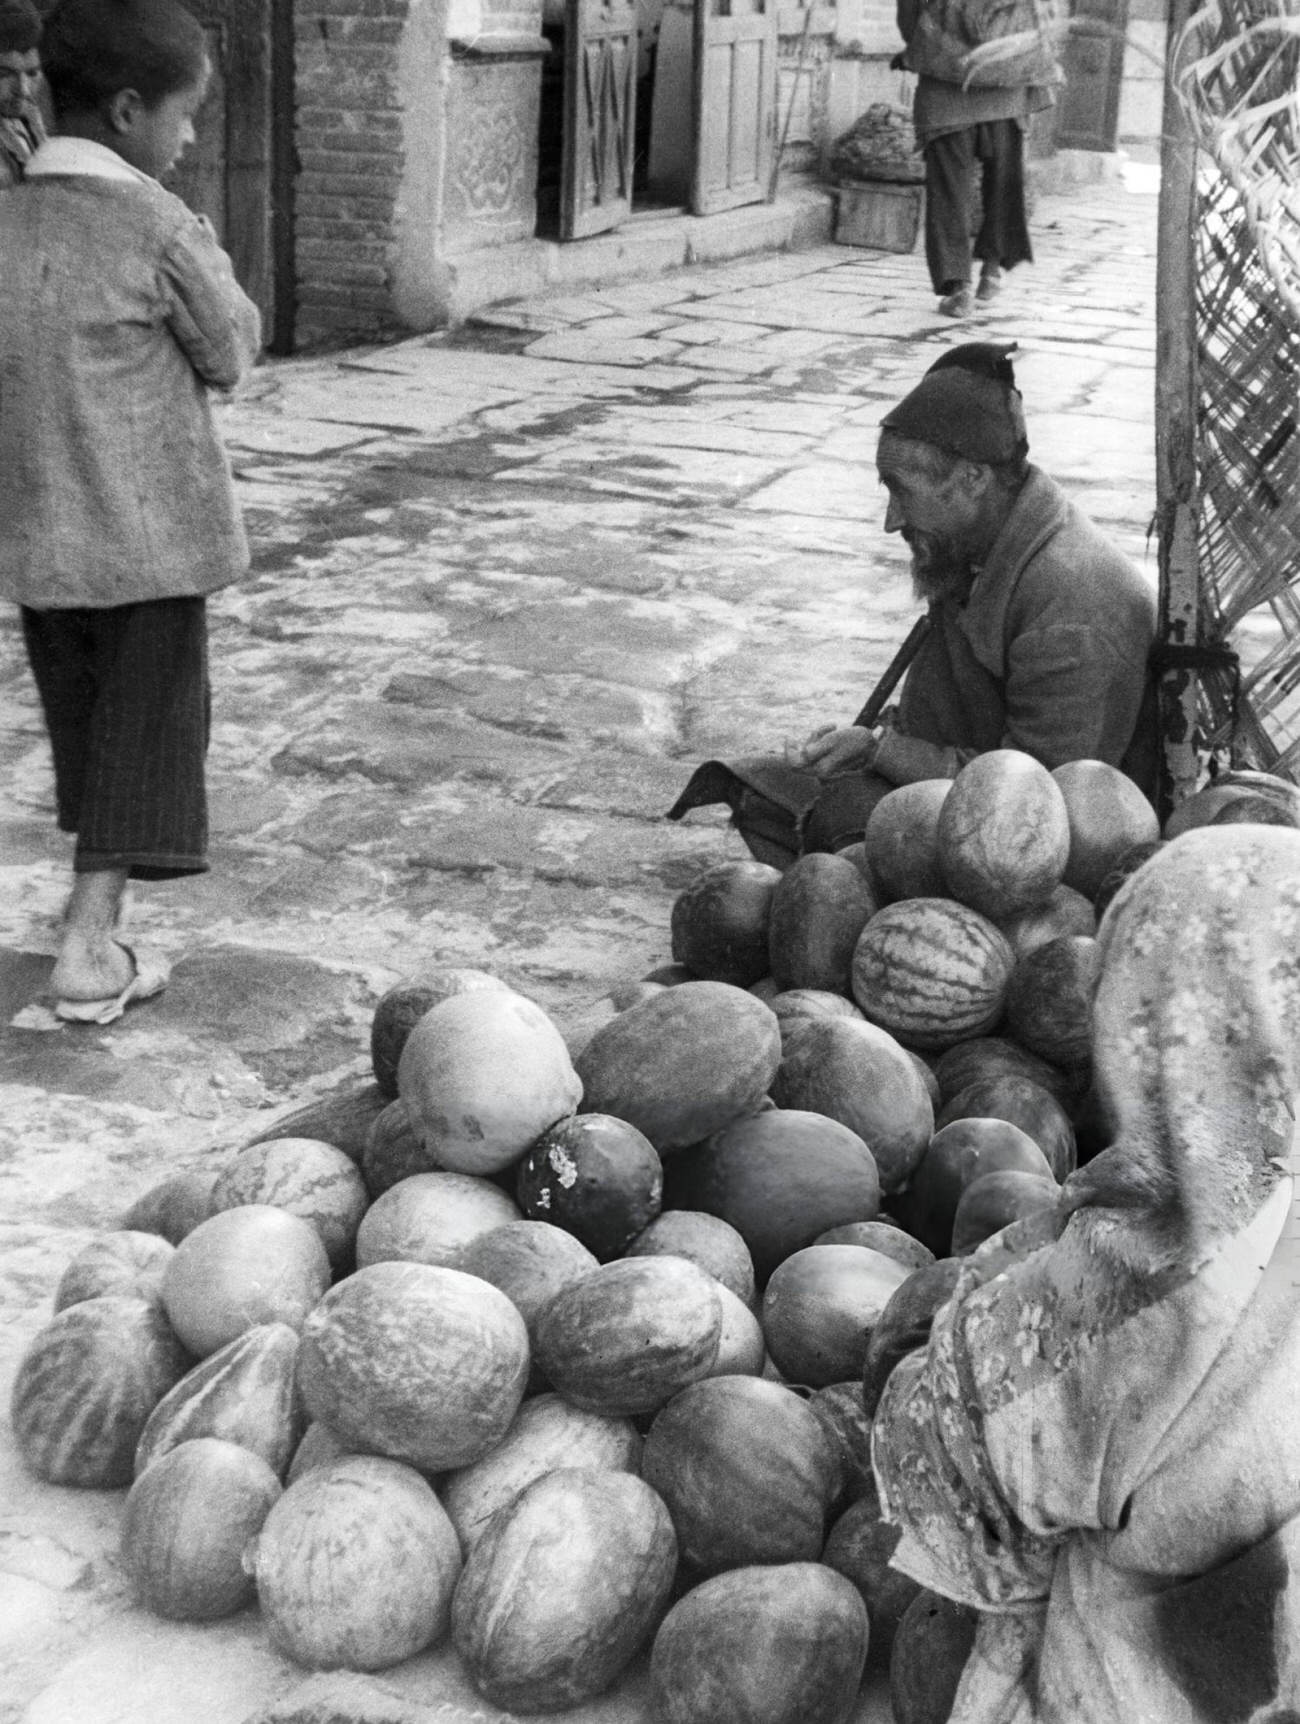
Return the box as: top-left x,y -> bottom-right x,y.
813,1220 -> 935,1272
574,981 -> 781,1154
134,1322 -> 303,1480
998,882 -> 1097,960
1004,934 -> 1100,1067
823,1493 -> 921,1666
864,779 -> 951,902
10,1296 -> 190,1488
762,1245 -> 911,1387
852,898 -> 1015,1052
398,989 -> 582,1175
1050,759 -> 1160,900
936,1074 -> 1076,1179
890,1590 -> 978,1724
286,1420 -> 354,1485
707,1285 -> 767,1376
807,1379 -> 875,1508
937,749 -> 1070,919
240,1081 -> 389,1166
209,1137 -> 369,1271
516,1113 -> 663,1261
862,1259 -> 965,1416
370,967 -> 512,1097
54,1231 -> 174,1313
121,1437 -> 281,1620
354,1170 -> 520,1270
642,1376 -> 841,1571
767,853 -> 877,995
119,1172 -> 216,1245
670,860 -> 782,987
161,1206 -> 331,1359
361,1096 -> 438,1196
649,1562 -> 869,1724
251,1456 -> 463,1670
624,1210 -> 757,1308
902,1117 -> 1054,1257
663,1108 -> 882,1282
771,1017 -> 932,1194
932,1034 -> 1074,1107
297,1261 -> 529,1472
951,1169 -> 1059,1254
533,1256 -> 722,1417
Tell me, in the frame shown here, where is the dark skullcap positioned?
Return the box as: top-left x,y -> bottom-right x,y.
0,0 -> 41,51
881,340 -> 1029,464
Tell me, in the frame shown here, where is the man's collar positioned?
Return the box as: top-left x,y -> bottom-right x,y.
23,136 -> 156,186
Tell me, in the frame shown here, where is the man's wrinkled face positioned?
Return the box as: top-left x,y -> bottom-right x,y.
877,432 -> 984,602
0,50 -> 40,121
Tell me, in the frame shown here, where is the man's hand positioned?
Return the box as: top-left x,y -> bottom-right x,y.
795,725 -> 880,778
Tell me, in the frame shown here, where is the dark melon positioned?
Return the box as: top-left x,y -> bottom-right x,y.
864,780 -> 951,902
575,981 -> 781,1155
371,968 -> 513,1098
663,1108 -> 881,1283
1004,935 -> 1099,1068
767,853 -> 877,996
936,1074 -> 1076,1179
516,1113 -> 662,1261
890,1591 -> 979,1724
771,1016 -> 933,1194
807,1380 -> 875,1508
761,1245 -> 910,1387
1093,839 -> 1165,918
120,1172 -> 217,1245
1050,760 -> 1160,901
813,1220 -> 935,1273
670,861 -> 782,988
903,1118 -> 1055,1257
998,883 -> 1096,961
951,1170 -> 1059,1255
241,1081 -> 390,1166
932,1035 -> 1074,1108
823,1493 -> 921,1667
362,1096 -> 441,1198
862,1259 -> 965,1416
55,1232 -> 174,1313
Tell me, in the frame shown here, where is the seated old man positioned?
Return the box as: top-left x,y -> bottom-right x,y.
668,342 -> 1157,866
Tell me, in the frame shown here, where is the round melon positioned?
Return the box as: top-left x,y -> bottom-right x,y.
397,989 -> 582,1175
670,860 -> 782,987
1163,769 -> 1300,840
767,853 -> 877,995
361,1096 -> 438,1197
210,1138 -> 369,1271
533,1256 -> 722,1417
762,1245 -> 911,1387
937,749 -> 1070,919
574,981 -> 781,1155
121,1437 -> 281,1620
813,1220 -> 935,1272
932,1034 -> 1074,1106
890,1590 -> 979,1724
54,1231 -> 174,1313
297,1261 -> 529,1471
936,1074 -> 1076,1179
852,898 -> 1015,1051
864,779 -> 952,901
649,1562 -> 869,1724
642,1376 -> 841,1571
663,1108 -> 882,1282
823,1494 -> 921,1666
862,1259 -> 965,1416
251,1455 -> 463,1670
771,1016 -> 933,1194
370,966 -> 512,1097
456,1219 -> 598,1336
707,1285 -> 767,1376
643,962 -> 696,986
516,1113 -> 662,1260
441,1393 -> 642,1551
134,1322 -> 303,1480
905,1117 -> 1055,1257
1050,760 -> 1160,900
951,1169 -> 1060,1255
120,1171 -> 216,1244
769,990 -> 865,1046
807,1380 -> 875,1508
998,883 -> 1097,960
241,1082 -> 388,1167
624,1210 -> 756,1308
286,1420 -> 354,1485
453,1467 -> 678,1712
161,1206 -> 331,1359
10,1296 -> 190,1487
355,1171 -> 520,1270
1004,934 -> 1100,1067
608,979 -> 667,1011
1211,794 -> 1300,827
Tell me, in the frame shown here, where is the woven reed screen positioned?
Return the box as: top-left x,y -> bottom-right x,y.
1180,0 -> 1300,778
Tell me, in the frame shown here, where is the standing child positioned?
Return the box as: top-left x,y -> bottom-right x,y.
0,0 -> 261,1023
0,0 -> 44,187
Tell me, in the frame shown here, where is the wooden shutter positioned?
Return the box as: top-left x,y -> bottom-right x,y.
560,0 -> 639,239
691,0 -> 777,215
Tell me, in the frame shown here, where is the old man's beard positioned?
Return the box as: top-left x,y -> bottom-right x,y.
906,530 -> 977,605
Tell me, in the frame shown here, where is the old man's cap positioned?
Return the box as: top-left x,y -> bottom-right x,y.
0,0 -> 41,51
881,341 -> 1029,464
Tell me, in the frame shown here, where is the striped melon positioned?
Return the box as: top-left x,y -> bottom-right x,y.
54,1231 -> 174,1313
210,1138 -> 369,1271
864,780 -> 952,902
851,898 -> 1015,1050
134,1322 -> 303,1479
937,750 -> 1070,919
10,1296 -> 190,1488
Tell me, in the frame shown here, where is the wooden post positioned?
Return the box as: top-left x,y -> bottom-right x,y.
1154,0 -> 1203,820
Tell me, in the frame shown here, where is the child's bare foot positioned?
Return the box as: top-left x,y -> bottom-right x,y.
50,936 -> 136,1003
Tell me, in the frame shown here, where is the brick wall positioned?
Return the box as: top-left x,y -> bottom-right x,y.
293,0 -> 412,348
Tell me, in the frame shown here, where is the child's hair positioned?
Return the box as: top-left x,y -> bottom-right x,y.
40,0 -> 207,117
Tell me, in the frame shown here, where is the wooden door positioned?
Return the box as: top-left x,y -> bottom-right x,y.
1054,0 -> 1128,151
560,0 -> 639,239
167,0 -> 294,350
691,0 -> 777,215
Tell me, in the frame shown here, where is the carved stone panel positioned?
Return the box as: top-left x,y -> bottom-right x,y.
443,52 -> 545,252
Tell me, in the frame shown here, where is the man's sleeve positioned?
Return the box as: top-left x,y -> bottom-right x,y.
160,214 -> 262,391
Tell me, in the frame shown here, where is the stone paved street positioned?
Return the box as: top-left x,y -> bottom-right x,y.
0,167 -> 1158,1724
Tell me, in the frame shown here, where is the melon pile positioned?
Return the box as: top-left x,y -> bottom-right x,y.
8,749 -> 1172,1723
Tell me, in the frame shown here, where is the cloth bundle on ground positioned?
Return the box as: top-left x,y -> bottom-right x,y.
829,103 -> 925,185
872,824 -> 1300,1723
